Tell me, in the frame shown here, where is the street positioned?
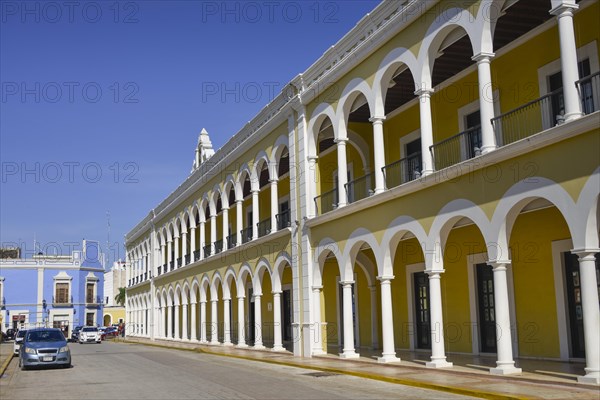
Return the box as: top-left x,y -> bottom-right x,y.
1,341 -> 475,399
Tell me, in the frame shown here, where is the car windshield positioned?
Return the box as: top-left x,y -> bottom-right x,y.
27,330 -> 64,342
16,330 -> 27,338
82,327 -> 98,332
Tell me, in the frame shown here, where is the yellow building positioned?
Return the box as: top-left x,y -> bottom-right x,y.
125,0 -> 600,384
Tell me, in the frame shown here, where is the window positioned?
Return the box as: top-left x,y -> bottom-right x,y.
55,283 -> 69,304
86,283 -> 95,304
86,312 -> 95,326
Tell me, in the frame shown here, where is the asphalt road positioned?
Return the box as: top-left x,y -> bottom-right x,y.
1,341 -> 475,399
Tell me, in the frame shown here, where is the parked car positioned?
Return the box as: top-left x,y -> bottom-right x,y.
79,326 -> 101,344
101,327 -> 118,340
13,329 -> 27,354
5,328 -> 16,341
71,326 -> 83,342
19,328 -> 71,370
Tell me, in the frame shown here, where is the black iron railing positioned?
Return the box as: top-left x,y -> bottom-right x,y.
227,234 -> 237,249
576,71 -> 599,115
177,257 -> 182,268
314,188 -> 338,216
185,254 -> 190,265
257,218 -> 271,238
203,245 -> 212,258
382,152 -> 421,189
241,227 -> 252,244
194,250 -> 200,262
491,88 -> 563,147
214,239 -> 223,254
169,260 -> 174,271
430,125 -> 482,170
276,209 -> 291,230
345,173 -> 373,204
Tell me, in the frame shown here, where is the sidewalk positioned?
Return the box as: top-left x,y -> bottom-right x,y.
117,337 -> 600,400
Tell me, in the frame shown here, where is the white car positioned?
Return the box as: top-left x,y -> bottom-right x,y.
78,326 -> 101,344
13,329 -> 27,354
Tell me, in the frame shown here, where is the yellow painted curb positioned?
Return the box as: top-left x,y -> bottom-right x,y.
118,339 -> 529,400
0,352 -> 14,377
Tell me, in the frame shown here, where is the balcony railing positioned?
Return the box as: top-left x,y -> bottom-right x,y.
169,260 -> 174,271
492,88 -> 563,147
577,71 -> 600,115
345,173 -> 373,204
257,218 -> 271,238
86,295 -> 102,305
185,254 -> 190,265
203,245 -> 212,258
227,234 -> 237,249
144,272 -> 147,281
382,153 -> 421,189
177,257 -> 182,268
157,266 -> 162,275
276,209 -> 291,230
430,125 -> 482,171
194,250 -> 201,262
53,296 -> 73,306
214,239 -> 223,254
241,227 -> 252,244
314,188 -> 338,216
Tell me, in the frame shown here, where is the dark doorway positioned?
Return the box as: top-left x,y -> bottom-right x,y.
476,263 -> 497,353
282,289 -> 292,342
248,288 -> 255,344
413,272 -> 431,349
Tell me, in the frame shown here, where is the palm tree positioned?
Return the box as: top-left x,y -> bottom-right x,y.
115,287 -> 126,306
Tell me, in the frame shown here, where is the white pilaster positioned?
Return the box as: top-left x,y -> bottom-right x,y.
181,231 -> 188,263
199,221 -> 206,259
312,286 -> 325,355
270,179 -> 278,232
236,200 -> 243,246
369,116 -> 386,193
210,299 -> 219,344
415,88 -> 435,175
252,190 -> 259,240
222,206 -> 229,251
200,300 -> 207,343
336,138 -> 349,207
473,52 -> 497,154
166,304 -> 173,339
210,214 -> 217,254
236,296 -> 248,348
426,271 -> 452,368
340,281 -> 359,358
190,227 -> 196,259
254,294 -> 265,349
378,276 -> 399,363
190,302 -> 197,341
307,156 -> 318,218
182,303 -> 188,341
272,291 -> 285,351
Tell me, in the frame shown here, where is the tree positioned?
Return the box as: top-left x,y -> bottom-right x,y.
115,287 -> 126,306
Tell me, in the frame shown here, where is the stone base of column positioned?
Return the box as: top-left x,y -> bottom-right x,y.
235,343 -> 248,348
340,350 -> 360,359
577,369 -> 600,385
222,342 -> 233,347
490,362 -> 522,375
426,358 -> 453,368
481,145 -> 497,155
253,344 -> 266,350
377,354 -> 400,363
565,111 -> 583,122
199,340 -> 208,344
272,346 -> 286,352
209,340 -> 220,345
312,348 -> 326,356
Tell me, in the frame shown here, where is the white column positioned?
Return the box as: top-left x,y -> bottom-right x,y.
236,296 -> 247,347
210,299 -> 219,344
340,281 -> 359,358
551,2 -> 583,121
190,227 -> 196,260
166,304 -> 173,339
190,302 -> 197,341
369,116 -> 386,193
158,306 -> 164,338
473,52 -> 497,154
167,240 -> 173,270
173,235 -> 180,267
312,286 -> 325,355
210,215 -> 217,254
199,221 -> 206,259
200,300 -> 207,343
253,294 -> 265,349
377,277 -> 399,363
252,190 -> 259,240
223,298 -> 232,345
415,88 -> 435,175
369,285 -> 379,350
182,303 -> 188,341
426,271 -> 453,368
571,250 -> 600,384
336,138 -> 348,207
272,291 -> 284,351
488,261 -> 521,374
181,232 -> 188,263
222,206 -> 229,251
307,156 -> 318,218
235,200 -> 243,246
174,303 -> 180,340
269,180 -> 278,233
160,244 -> 166,270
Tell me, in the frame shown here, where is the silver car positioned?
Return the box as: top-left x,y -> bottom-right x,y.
19,328 -> 71,370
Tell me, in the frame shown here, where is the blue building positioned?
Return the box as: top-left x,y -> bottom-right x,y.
0,240 -> 105,338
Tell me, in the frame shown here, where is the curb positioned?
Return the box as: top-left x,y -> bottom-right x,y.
118,339 -> 528,400
0,352 -> 14,377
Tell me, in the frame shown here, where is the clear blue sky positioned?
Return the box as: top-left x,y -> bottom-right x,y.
0,1 -> 379,267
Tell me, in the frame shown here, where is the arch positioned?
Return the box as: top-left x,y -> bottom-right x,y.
342,228 -> 381,281
189,205 -> 199,229
373,47 -> 420,117
355,251 -> 376,287
210,271 -> 223,300
182,280 -> 191,305
209,185 -> 222,216
223,267 -> 237,299
174,284 -> 183,306
272,251 -> 292,293
491,177 -> 579,260
199,194 -> 210,222
313,238 -> 343,287
428,199 -> 492,270
222,175 -> 236,206
381,215 -> 429,277
253,150 -> 272,187
337,77 -> 375,133
167,285 -> 175,305
237,163 -> 254,197
576,169 -> 600,250
307,102 -> 337,158
418,7 -> 481,89
237,263 -> 254,298
190,277 -> 200,303
199,274 -> 211,303
270,134 -> 289,165
252,258 -> 273,296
